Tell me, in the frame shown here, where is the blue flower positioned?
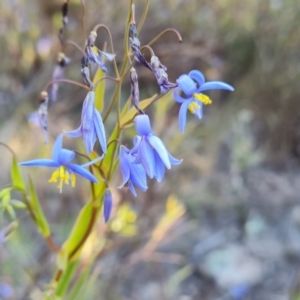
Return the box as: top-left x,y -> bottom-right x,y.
118,145 -> 148,197
19,134 -> 103,192
103,189 -> 113,223
85,31 -> 116,73
132,115 -> 182,182
65,91 -> 107,155
174,70 -> 234,133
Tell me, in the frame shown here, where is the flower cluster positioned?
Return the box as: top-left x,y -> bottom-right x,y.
21,2 -> 234,223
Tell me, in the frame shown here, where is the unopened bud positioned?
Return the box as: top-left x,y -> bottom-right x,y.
103,189 -> 113,223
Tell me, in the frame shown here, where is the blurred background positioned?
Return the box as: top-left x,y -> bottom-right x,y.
1,0 -> 300,299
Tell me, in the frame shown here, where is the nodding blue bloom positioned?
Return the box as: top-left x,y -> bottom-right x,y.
132,115 -> 182,182
19,134 -> 103,193
65,91 -> 107,155
150,56 -> 177,94
174,70 -> 234,133
85,31 -> 116,73
118,145 -> 148,197
103,189 -> 113,223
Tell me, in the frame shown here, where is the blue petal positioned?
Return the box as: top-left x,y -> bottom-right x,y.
68,164 -> 98,183
19,159 -> 59,168
168,152 -> 182,165
176,74 -> 196,96
129,163 -> 148,191
153,151 -> 166,182
64,127 -> 82,138
178,99 -> 191,133
103,189 -> 113,223
188,70 -> 205,90
128,182 -> 137,197
147,135 -> 171,169
134,115 -> 153,136
57,149 -> 75,166
100,51 -> 116,61
52,134 -> 64,162
94,110 -> 107,153
173,88 -> 188,103
199,81 -> 234,92
118,147 -> 131,188
81,92 -> 96,154
131,136 -> 142,155
139,138 -> 155,178
193,100 -> 203,119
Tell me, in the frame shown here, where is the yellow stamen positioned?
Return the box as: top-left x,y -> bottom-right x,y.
48,166 -> 76,193
188,102 -> 200,114
193,93 -> 212,105
92,46 -> 100,55
71,173 -> 76,188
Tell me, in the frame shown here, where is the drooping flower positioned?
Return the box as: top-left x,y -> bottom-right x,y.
64,91 -> 107,155
174,70 -> 234,133
150,56 -> 177,94
132,114 -> 182,182
84,31 -> 116,73
129,24 -> 152,70
130,67 -> 144,114
118,145 -> 148,197
103,189 -> 113,223
19,134 -> 102,193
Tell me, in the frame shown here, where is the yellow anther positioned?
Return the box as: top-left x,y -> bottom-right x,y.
188,102 -> 200,114
194,93 -> 212,105
71,173 -> 76,188
48,169 -> 59,183
48,167 -> 76,193
92,46 -> 100,55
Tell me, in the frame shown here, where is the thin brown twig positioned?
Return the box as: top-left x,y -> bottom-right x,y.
146,28 -> 182,47
44,79 -> 90,92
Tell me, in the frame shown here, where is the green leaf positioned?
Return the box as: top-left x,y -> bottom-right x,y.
11,156 -> 26,191
28,176 -> 50,237
93,68 -> 106,112
120,94 -> 157,127
0,187 -> 12,199
10,199 -> 27,209
6,204 -> 16,220
61,200 -> 98,261
2,193 -> 11,207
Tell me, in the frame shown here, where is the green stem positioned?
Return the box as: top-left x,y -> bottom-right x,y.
55,261 -> 78,297
137,0 -> 150,34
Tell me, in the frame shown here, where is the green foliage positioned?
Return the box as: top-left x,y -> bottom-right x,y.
11,156 -> 26,191
28,176 -> 50,237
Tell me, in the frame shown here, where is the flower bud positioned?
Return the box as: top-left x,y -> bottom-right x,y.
103,189 -> 113,223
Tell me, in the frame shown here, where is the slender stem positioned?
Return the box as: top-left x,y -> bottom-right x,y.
46,236 -> 60,253
0,142 -> 15,156
120,0 -> 133,76
140,44 -> 155,56
103,82 -> 121,122
137,0 -> 150,34
146,28 -> 182,47
94,76 -> 120,90
44,79 -> 90,91
63,40 -> 84,54
80,0 -> 86,40
93,24 -> 119,77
